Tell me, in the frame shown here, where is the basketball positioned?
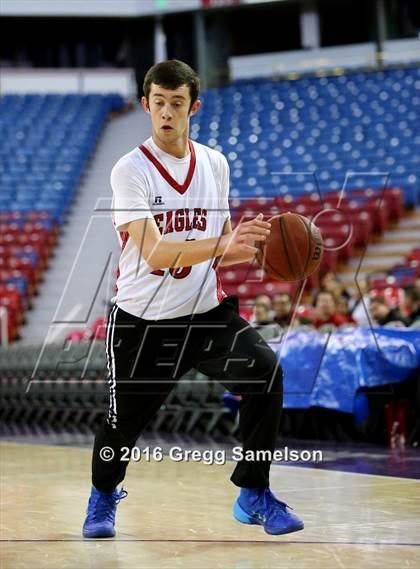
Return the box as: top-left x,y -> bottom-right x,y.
256,212 -> 323,281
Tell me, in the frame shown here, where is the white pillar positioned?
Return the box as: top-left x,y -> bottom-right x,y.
0,307 -> 8,347
300,1 -> 320,50
194,11 -> 207,90
376,0 -> 387,53
154,17 -> 167,63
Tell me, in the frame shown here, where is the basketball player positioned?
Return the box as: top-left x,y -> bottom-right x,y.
82,60 -> 304,538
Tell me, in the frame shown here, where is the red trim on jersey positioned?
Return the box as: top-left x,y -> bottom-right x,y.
115,231 -> 130,293
139,140 -> 196,195
212,257 -> 227,303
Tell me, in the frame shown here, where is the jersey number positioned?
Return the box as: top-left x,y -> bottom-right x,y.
150,238 -> 195,280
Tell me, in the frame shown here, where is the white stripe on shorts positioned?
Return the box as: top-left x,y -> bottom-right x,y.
105,304 -> 118,429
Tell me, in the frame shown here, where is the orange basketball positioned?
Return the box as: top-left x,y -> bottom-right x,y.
256,212 -> 323,281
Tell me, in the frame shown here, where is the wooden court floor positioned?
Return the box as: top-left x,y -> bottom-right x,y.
0,441 -> 419,568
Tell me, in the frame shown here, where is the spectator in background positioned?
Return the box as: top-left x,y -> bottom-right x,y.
294,305 -> 316,328
351,276 -> 371,326
369,297 -> 406,327
311,291 -> 349,329
403,285 -> 420,327
318,271 -> 351,302
336,295 -> 356,325
249,294 -> 273,323
254,294 -> 272,311
251,300 -> 282,341
272,293 -> 292,328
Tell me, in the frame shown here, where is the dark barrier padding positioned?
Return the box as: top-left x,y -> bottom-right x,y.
1,328 -> 418,437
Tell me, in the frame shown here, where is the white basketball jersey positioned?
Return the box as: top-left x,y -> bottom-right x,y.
110,137 -> 230,320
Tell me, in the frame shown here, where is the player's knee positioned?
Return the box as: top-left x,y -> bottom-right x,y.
255,352 -> 283,395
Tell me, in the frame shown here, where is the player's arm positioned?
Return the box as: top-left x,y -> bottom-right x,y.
125,214 -> 270,270
215,154 -> 262,267
217,218 -> 262,267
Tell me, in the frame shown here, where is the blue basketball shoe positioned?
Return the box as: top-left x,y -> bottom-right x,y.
233,487 -> 304,535
82,486 -> 127,538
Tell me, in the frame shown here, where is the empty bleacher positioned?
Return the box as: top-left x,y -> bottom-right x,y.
190,66 -> 419,305
0,94 -> 124,342
191,66 -> 419,206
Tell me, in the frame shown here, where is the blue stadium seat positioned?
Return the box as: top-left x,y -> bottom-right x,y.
0,93 -> 124,222
191,66 -> 419,205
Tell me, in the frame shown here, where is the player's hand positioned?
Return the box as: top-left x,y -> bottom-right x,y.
220,213 -> 271,262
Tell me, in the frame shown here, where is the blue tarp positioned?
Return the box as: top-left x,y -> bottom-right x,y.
267,327 -> 420,415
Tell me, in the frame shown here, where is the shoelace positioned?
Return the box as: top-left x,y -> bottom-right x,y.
88,488 -> 128,522
259,489 -> 293,520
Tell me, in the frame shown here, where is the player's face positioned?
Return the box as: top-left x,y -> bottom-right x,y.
142,83 -> 200,146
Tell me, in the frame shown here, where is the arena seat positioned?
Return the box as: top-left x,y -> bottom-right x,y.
0,94 -> 124,342
192,66 -> 419,207
370,246 -> 420,292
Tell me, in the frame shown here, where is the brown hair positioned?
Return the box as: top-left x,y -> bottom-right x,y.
143,60 -> 200,109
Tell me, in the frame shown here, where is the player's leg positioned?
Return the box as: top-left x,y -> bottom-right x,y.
194,303 -> 283,488
92,305 -> 179,491
193,297 -> 303,535
84,305 -> 186,537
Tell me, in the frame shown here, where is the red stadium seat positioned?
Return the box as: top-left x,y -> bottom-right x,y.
383,188 -> 404,221
4,258 -> 38,287
371,277 -> 390,290
295,194 -> 324,206
23,222 -> 57,247
0,267 -> 33,287
220,265 -> 266,280
323,236 -> 354,262
319,248 -> 338,273
316,211 -> 372,248
234,197 -> 275,211
341,200 -> 388,233
0,224 -> 20,239
220,269 -> 249,285
223,280 -> 294,299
